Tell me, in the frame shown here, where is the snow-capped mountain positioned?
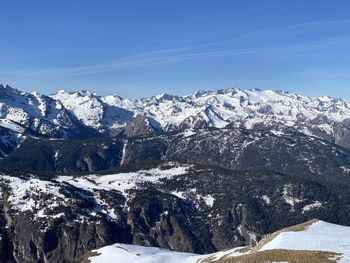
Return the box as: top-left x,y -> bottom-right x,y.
51,89 -> 134,133
1,84 -> 350,147
53,87 -> 350,147
0,84 -> 97,140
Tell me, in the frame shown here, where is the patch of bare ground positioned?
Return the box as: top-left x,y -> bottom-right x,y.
198,249 -> 341,263
78,251 -> 101,263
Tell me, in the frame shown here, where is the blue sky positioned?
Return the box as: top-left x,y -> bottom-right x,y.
1,0 -> 350,98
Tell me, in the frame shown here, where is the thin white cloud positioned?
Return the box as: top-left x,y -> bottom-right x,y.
3,20 -> 350,77
15,36 -> 349,77
298,68 -> 350,79
227,19 -> 350,41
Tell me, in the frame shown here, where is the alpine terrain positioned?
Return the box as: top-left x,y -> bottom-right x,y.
0,84 -> 349,262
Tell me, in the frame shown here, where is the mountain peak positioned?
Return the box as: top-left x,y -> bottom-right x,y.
0,84 -> 21,95
54,89 -> 98,97
79,89 -> 98,97
153,93 -> 178,101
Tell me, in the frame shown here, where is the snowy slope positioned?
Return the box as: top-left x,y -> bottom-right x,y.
88,243 -> 248,263
88,244 -> 202,263
52,90 -> 134,132
0,163 -> 192,220
51,90 -> 105,130
57,163 -> 191,195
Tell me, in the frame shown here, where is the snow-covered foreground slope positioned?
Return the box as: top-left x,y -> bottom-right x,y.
87,243 -> 248,263
88,220 -> 350,263
88,244 -> 202,263
259,220 -> 350,262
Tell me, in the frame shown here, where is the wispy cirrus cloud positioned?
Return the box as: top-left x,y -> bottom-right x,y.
4,19 -> 350,77
298,68 -> 350,79
226,19 -> 350,41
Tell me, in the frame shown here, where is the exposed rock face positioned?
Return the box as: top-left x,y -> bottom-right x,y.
126,188 -> 214,253
334,122 -> 350,148
0,126 -> 22,158
123,114 -> 162,137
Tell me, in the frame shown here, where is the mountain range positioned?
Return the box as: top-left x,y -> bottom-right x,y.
1,84 -> 350,147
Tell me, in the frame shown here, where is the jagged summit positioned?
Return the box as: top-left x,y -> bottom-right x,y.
0,84 -> 22,96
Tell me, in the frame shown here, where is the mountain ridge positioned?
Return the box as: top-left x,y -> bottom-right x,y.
1,84 -> 349,145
